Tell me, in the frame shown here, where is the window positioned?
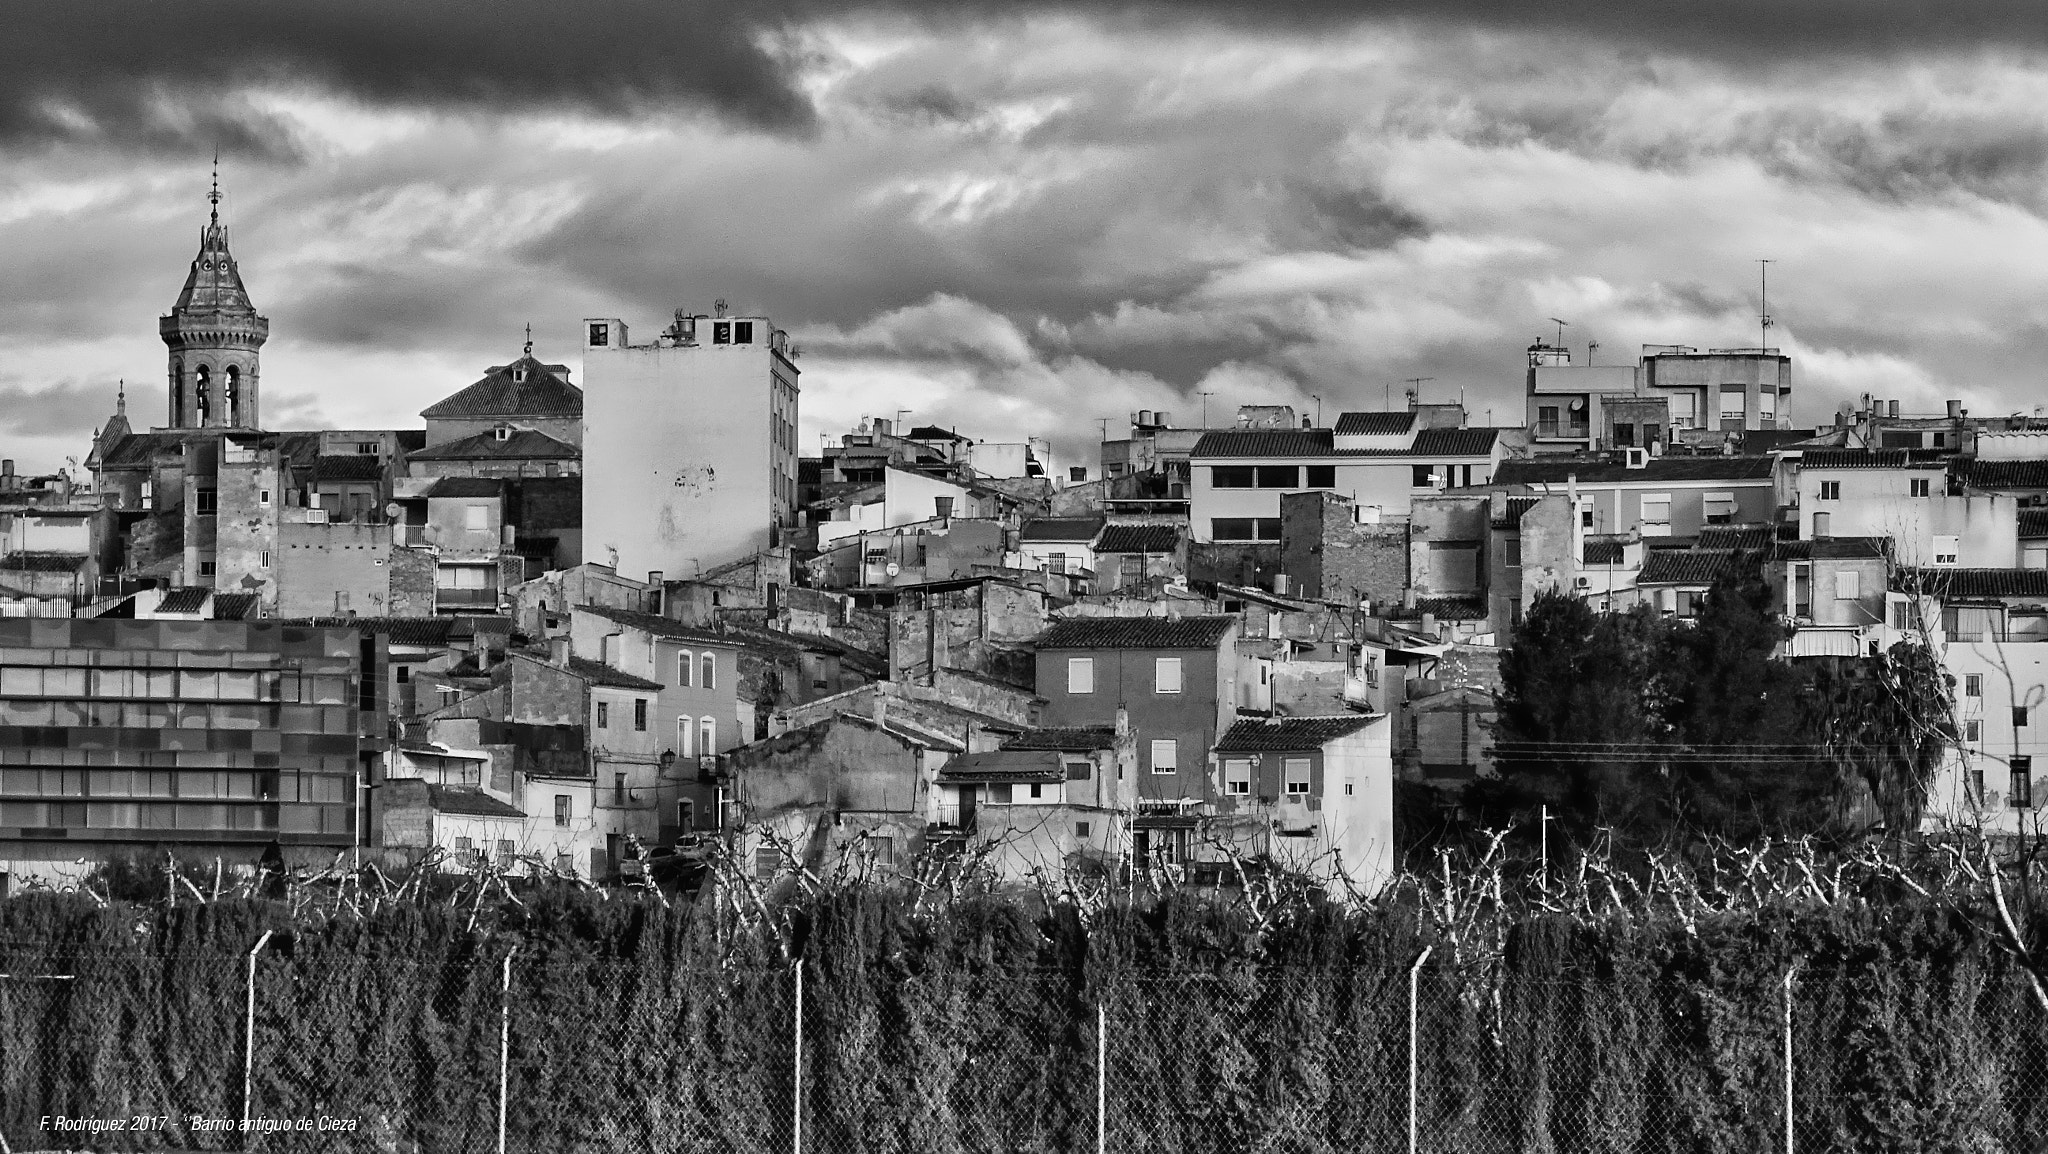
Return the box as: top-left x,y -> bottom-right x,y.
1284,758 -> 1312,796
1640,495 -> 1671,536
1224,759 -> 1251,795
554,795 -> 571,827
259,551 -> 271,568
699,716 -> 716,753
1150,739 -> 1178,773
464,505 -> 488,530
1965,720 -> 1982,744
1254,465 -> 1300,488
498,839 -> 514,859
1933,536 -> 1960,566
596,702 -> 609,728
1966,674 -> 1983,698
1703,492 -> 1736,524
634,699 -> 648,731
454,836 -> 473,854
1759,389 -> 1777,421
1211,466 -> 1255,488
1027,783 -> 1044,800
396,665 -> 411,684
754,847 -> 779,879
1892,601 -> 1912,630
1411,464 -> 1440,488
259,488 -> 271,506
701,654 -> 716,689
1580,502 -> 1594,530
1537,406 -> 1560,437
2017,706 -> 2030,729
1211,518 -> 1280,541
1910,478 -> 1931,498
1343,781 -> 1354,796
734,321 -> 754,344
1305,465 -> 1335,488
1069,466 -> 1088,482
1075,821 -> 1092,838
1818,481 -> 1841,501
196,489 -> 218,516
1614,422 -> 1635,448
677,651 -> 693,687
1836,571 -> 1861,600
199,561 -> 217,578
2015,757 -> 2036,809
1067,657 -> 1094,694
1047,552 -> 1067,574
1504,536 -> 1522,567
713,321 -> 731,345
677,717 -> 694,758
614,774 -> 627,805
988,783 -> 1013,804
1155,657 -> 1182,694
870,834 -> 895,864
588,322 -> 609,346
1719,383 -> 1746,424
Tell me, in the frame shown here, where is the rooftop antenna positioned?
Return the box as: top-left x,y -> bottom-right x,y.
1097,417 -> 1111,442
523,323 -> 533,358
1197,391 -> 1216,426
1403,377 -> 1435,408
1758,259 -> 1774,351
714,298 -> 728,318
1549,318 -> 1569,351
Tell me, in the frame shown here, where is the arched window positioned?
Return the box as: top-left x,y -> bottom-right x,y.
676,650 -> 693,688
700,653 -> 716,690
224,366 -> 240,426
676,717 -> 694,758
194,366 -> 210,423
699,716 -> 716,754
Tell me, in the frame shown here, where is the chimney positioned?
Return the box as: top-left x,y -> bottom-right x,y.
549,637 -> 570,667
1115,705 -> 1129,736
1889,400 -> 1901,418
1947,399 -> 1962,420
1861,393 -> 1873,417
870,692 -> 887,728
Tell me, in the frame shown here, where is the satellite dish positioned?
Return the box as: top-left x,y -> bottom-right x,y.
885,562 -> 900,577
385,502 -> 402,519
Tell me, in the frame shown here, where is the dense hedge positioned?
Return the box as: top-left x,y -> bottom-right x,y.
0,886 -> 2043,1153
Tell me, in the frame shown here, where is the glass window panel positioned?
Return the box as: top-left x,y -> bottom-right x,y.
0,668 -> 40,695
0,769 -> 37,794
44,668 -> 86,696
280,806 -> 319,833
0,801 -> 43,825
178,671 -> 220,700
218,671 -> 261,700
142,803 -> 178,830
0,701 -> 52,725
225,773 -> 258,799
180,772 -> 222,798
87,770 -> 131,796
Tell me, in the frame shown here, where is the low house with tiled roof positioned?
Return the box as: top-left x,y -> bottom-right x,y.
1189,415 -> 1507,544
1033,615 -> 1241,858
0,551 -> 93,616
934,720 -> 1135,881
421,351 -> 584,449
1092,522 -> 1189,594
405,427 -> 581,481
1015,517 -> 1104,578
1206,713 -> 1393,893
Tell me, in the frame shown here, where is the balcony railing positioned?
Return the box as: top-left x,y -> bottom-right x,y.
435,588 -> 500,608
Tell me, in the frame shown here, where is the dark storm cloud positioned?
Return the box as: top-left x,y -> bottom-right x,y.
1,0 -> 814,152
0,381 -> 122,438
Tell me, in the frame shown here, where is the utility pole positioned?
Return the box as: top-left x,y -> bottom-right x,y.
1758,259 -> 1774,351
1197,391 -> 1216,427
1096,417 -> 1111,442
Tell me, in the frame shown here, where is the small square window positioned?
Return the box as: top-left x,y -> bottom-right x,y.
1150,739 -> 1177,773
1910,478 -> 1931,498
1067,657 -> 1095,694
1224,760 -> 1251,795
588,322 -> 609,346
1154,657 -> 1182,694
198,561 -> 217,578
1284,758 -> 1311,796
554,795 -> 571,827
634,699 -> 648,731
2017,706 -> 2030,729
259,489 -> 271,506
1966,674 -> 1983,698
1818,481 -> 1841,501
1305,465 -> 1335,488
1075,821 -> 1091,838
596,702 -> 609,728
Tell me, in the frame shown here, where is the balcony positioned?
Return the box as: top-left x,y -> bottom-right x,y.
434,587 -> 500,609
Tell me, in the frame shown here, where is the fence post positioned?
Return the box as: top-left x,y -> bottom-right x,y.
1096,998 -> 1107,1154
1782,961 -> 1801,1154
498,947 -> 518,1154
1408,945 -> 1433,1154
792,961 -> 804,1154
242,930 -> 273,1138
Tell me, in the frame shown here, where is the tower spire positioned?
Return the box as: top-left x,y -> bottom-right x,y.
524,322 -> 533,358
209,149 -> 221,227
117,379 -> 126,417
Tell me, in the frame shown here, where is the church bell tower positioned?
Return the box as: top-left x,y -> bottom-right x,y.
160,166 -> 268,429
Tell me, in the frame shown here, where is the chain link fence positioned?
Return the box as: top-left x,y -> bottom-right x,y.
2,950 -> 2044,1152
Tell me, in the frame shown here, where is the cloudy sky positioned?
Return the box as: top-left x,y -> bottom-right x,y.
7,1 -> 2048,477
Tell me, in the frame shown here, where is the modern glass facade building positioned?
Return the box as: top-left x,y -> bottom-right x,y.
0,618 -> 384,881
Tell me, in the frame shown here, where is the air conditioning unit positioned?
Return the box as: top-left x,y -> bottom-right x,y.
1574,576 -> 1591,589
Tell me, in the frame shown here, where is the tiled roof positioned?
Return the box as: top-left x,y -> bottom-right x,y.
156,587 -> 211,614
96,431 -> 198,470
1694,526 -> 1776,551
1582,539 -> 1627,566
1743,429 -> 1821,455
1094,524 -> 1182,553
1333,412 -> 1415,436
1493,456 -> 1776,485
937,750 -> 1064,783
1003,725 -> 1119,752
1214,714 -> 1380,752
211,593 -> 260,620
1806,537 -> 1890,560
272,616 -> 459,647
421,356 -> 583,419
1034,615 -> 1236,650
1409,596 -> 1488,620
1896,568 -> 2048,599
313,455 -> 385,482
566,656 -> 665,691
426,477 -> 504,499
1492,497 -> 1541,528
0,552 -> 88,572
407,429 -> 580,461
574,604 -> 733,646
1192,427 -> 1499,459
1019,517 -> 1104,544
906,425 -> 969,441
2021,510 -> 2048,538
427,785 -> 526,819
1412,428 -> 1501,456
1636,549 -> 1754,586
1958,459 -> 2048,490
1798,449 -> 1944,470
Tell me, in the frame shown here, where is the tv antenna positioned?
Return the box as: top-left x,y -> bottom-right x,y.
1758,259 -> 1773,350
1403,377 -> 1435,407
1548,318 -> 1570,351
1197,391 -> 1216,426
